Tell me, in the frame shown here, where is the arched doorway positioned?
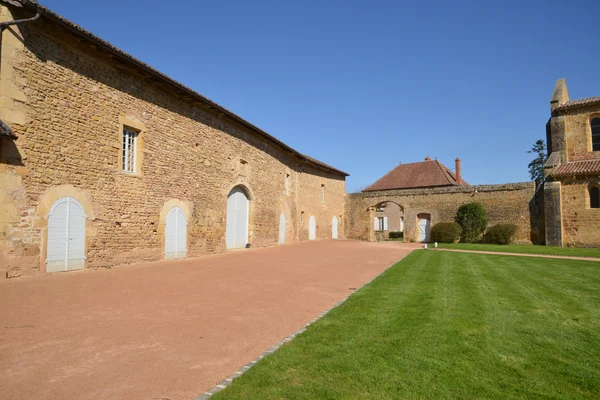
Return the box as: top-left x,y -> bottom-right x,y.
417,213 -> 431,243
369,201 -> 404,242
226,186 -> 250,249
309,216 -> 316,240
279,212 -> 286,244
47,197 -> 86,272
332,216 -> 339,239
165,207 -> 187,259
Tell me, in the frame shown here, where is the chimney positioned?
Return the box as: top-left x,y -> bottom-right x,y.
550,78 -> 569,112
425,156 -> 431,161
455,158 -> 462,184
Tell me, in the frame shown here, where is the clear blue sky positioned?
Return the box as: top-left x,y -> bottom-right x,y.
42,0 -> 600,192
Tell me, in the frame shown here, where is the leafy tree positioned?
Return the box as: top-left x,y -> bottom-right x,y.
455,202 -> 488,243
528,139 -> 547,187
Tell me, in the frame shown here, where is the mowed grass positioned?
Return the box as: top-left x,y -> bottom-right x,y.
213,251 -> 600,399
437,243 -> 600,258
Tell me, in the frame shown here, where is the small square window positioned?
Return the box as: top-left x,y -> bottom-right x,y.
122,128 -> 138,173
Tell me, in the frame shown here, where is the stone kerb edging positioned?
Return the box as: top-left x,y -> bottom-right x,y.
195,253 -> 413,399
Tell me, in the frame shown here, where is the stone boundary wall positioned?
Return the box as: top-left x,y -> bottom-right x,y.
345,182 -> 538,244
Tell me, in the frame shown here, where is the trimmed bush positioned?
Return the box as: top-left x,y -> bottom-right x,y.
484,224 -> 518,245
389,232 -> 404,239
430,222 -> 462,243
455,202 -> 488,243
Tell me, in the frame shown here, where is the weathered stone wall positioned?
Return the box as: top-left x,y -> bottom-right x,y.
561,110 -> 600,163
345,182 -> 537,244
560,179 -> 600,247
0,7 -> 345,278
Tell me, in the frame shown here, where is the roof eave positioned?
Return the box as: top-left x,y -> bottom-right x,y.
8,1 -> 348,177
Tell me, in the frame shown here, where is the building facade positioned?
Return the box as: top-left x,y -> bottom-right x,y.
347,156 -> 536,244
544,79 -> 600,247
0,1 -> 347,278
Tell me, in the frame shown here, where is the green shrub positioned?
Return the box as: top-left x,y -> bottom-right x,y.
455,202 -> 488,243
484,224 -> 518,245
430,222 -> 462,243
389,232 -> 403,239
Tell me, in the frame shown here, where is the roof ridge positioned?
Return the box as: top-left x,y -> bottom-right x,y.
434,159 -> 455,185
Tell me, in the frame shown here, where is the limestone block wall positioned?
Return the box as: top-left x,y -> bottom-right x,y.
0,8 -> 346,278
562,110 -> 600,162
345,183 -> 537,244
560,179 -> 600,247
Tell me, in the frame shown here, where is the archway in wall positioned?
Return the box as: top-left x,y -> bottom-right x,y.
165,207 -> 187,259
332,216 -> 339,239
47,197 -> 86,272
309,216 -> 316,240
416,213 -> 431,243
279,212 -> 286,244
226,186 -> 250,249
369,201 -> 404,242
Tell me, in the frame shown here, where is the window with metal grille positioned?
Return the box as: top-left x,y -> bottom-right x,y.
122,129 -> 138,173
592,118 -> 600,152
591,186 -> 600,209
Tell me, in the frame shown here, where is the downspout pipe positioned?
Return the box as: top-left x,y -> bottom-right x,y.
0,0 -> 41,139
0,118 -> 15,138
0,1 -> 41,31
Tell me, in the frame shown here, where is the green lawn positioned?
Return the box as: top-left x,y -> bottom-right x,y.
213,251 -> 600,399
437,243 -> 600,258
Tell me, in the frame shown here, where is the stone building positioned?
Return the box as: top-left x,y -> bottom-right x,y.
362,157 -> 466,241
543,79 -> 600,247
0,1 -> 347,278
347,157 -> 536,244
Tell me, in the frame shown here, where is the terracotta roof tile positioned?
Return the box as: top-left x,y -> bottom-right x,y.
554,96 -> 600,113
363,160 -> 467,192
550,160 -> 600,177
1,0 -> 348,176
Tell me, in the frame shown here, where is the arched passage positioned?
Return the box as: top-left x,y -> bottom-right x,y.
368,201 -> 404,242
47,197 -> 86,272
226,186 -> 250,249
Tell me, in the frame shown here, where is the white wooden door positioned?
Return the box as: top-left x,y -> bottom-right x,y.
309,216 -> 316,240
165,207 -> 187,260
47,197 -> 86,272
279,212 -> 286,244
417,218 -> 431,243
332,216 -> 338,239
226,187 -> 249,249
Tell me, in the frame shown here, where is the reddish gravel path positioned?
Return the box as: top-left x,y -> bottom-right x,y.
0,240 -> 417,400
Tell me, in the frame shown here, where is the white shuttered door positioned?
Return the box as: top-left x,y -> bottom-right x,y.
279,213 -> 286,244
165,207 -> 187,260
226,187 -> 249,249
309,216 -> 316,240
332,216 -> 338,239
417,218 -> 431,243
47,197 -> 86,272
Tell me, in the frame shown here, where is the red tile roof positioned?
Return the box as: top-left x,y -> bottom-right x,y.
2,0 -> 348,176
550,160 -> 600,178
554,96 -> 600,114
363,159 -> 467,192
